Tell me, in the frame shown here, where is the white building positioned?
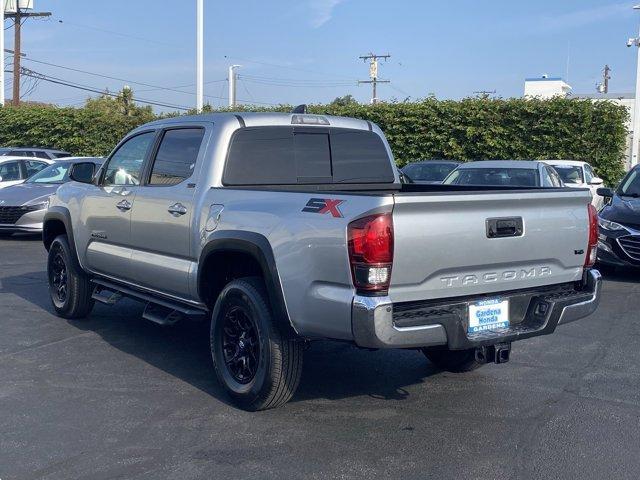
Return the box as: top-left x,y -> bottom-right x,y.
524,76 -> 572,99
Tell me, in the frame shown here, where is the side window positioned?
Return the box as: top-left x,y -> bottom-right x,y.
149,128 -> 204,186
0,161 -> 22,181
542,167 -> 553,187
584,165 -> 594,183
34,151 -> 50,159
103,132 -> 155,186
24,160 -> 48,177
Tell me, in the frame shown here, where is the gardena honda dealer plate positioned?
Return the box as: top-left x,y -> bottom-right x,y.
468,298 -> 510,334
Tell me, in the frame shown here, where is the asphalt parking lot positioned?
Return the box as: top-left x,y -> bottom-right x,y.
1,236 -> 639,480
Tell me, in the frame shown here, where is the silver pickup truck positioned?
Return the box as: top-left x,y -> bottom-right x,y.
43,112 -> 601,410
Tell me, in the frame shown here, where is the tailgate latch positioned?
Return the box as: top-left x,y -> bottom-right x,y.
486,217 -> 524,238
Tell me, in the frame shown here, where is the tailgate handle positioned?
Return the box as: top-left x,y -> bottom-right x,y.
486,217 -> 523,238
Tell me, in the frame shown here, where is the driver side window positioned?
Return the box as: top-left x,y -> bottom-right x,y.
103,132 -> 155,186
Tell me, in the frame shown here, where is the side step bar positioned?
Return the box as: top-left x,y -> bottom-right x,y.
91,279 -> 207,325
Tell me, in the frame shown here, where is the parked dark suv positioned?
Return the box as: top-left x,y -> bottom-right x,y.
596,165 -> 640,268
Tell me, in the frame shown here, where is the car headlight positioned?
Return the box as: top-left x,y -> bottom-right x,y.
26,199 -> 50,211
598,217 -> 626,232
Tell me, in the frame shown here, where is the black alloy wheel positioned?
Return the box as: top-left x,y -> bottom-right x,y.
221,304 -> 261,384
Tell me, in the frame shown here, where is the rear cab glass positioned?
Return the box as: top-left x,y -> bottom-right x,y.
223,126 -> 395,186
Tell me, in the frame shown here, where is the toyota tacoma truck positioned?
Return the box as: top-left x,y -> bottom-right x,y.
43,112 -> 602,411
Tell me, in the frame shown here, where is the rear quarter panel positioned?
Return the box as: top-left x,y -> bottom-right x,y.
198,188 -> 393,340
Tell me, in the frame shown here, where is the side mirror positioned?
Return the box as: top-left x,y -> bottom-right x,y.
69,162 -> 96,184
597,187 -> 614,198
589,177 -> 604,186
0,175 -> 3,182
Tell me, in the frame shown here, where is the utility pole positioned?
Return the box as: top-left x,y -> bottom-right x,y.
597,65 -> 611,94
603,64 -> 611,94
628,5 -> 640,166
196,0 -> 204,112
228,65 -> 240,108
5,2 -> 51,106
0,0 -> 5,107
358,53 -> 390,104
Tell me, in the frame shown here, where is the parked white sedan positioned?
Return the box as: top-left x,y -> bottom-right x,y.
0,156 -> 53,189
544,160 -> 604,208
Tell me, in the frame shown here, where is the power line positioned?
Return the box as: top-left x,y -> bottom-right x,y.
224,55 -> 358,82
8,67 -> 192,111
20,56 -> 278,105
55,18 -> 178,48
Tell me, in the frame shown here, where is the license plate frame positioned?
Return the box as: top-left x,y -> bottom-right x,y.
468,298 -> 510,334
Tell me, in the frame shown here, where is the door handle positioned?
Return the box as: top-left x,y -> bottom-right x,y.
116,199 -> 132,211
168,203 -> 188,216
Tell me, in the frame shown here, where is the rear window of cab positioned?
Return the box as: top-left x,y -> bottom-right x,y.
223,126 -> 395,185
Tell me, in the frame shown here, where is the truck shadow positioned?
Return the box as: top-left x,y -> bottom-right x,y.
2,271 -> 442,407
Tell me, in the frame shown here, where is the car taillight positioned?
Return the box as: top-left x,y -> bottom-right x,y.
585,204 -> 598,268
348,213 -> 393,294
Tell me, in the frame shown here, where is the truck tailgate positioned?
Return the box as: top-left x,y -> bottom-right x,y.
389,189 -> 591,303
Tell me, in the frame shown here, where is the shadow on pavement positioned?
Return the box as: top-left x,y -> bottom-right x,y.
2,270 -> 441,407
598,265 -> 640,284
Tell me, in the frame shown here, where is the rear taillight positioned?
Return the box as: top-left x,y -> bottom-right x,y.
348,213 -> 393,294
585,204 -> 598,268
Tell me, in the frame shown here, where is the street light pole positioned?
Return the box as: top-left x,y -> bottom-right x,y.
630,5 -> 640,167
196,0 -> 204,113
228,65 -> 240,108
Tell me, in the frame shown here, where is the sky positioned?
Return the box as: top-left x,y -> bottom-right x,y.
3,0 -> 640,112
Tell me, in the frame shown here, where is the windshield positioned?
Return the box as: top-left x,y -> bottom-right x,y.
402,163 -> 458,182
619,169 -> 640,197
444,168 -> 539,187
552,165 -> 584,184
25,162 -> 71,184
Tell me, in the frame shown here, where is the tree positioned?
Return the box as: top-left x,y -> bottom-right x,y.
84,87 -> 154,120
330,94 -> 358,106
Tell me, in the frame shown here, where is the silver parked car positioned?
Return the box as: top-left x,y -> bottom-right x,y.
0,147 -> 72,160
443,160 -> 564,187
0,157 -> 103,236
401,160 -> 462,184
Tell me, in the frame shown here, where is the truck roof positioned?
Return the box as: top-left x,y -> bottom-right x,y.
142,112 -> 373,132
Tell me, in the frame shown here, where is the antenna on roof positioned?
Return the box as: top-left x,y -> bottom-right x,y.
291,104 -> 307,114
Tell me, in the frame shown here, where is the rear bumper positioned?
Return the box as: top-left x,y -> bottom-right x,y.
352,269 -> 602,349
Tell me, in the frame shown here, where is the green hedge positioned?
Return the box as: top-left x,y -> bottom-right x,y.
0,105 -> 154,158
0,97 -> 629,185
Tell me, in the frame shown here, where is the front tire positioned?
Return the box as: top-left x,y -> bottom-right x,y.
210,277 -> 303,411
47,235 -> 94,319
422,347 -> 484,373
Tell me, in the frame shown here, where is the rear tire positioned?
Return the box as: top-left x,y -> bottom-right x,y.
210,277 -> 303,411
422,347 -> 484,373
47,234 -> 94,319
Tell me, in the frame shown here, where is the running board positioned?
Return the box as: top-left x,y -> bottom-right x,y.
142,302 -> 184,326
90,279 -> 207,321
